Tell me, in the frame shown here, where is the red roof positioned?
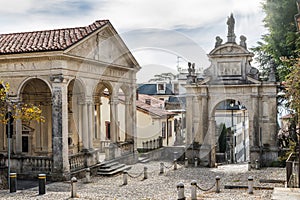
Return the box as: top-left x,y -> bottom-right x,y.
0,20 -> 109,54
135,94 -> 175,117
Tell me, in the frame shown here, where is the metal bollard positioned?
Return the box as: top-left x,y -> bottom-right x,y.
9,173 -> 17,193
174,159 -> 178,170
85,168 -> 91,183
123,171 -> 128,185
144,166 -> 148,180
71,177 -> 78,198
160,162 -> 164,174
177,182 -> 185,200
248,176 -> 254,194
248,161 -> 251,171
194,158 -> 198,167
38,174 -> 46,195
255,160 -> 260,169
191,180 -> 197,200
216,176 -> 220,193
185,157 -> 188,168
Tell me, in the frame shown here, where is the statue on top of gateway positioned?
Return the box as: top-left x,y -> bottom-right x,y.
227,13 -> 236,43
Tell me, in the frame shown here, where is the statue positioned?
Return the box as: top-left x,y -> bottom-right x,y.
240,35 -> 247,49
269,59 -> 276,82
215,36 -> 223,48
226,13 -> 236,43
188,62 -> 192,76
227,13 -> 235,36
191,63 -> 196,75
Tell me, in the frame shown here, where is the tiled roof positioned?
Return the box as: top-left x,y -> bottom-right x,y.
118,93 -> 174,117
136,94 -> 175,117
0,20 -> 109,54
138,84 -> 174,95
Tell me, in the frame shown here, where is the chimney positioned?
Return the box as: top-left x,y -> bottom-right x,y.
145,99 -> 151,105
136,89 -> 139,101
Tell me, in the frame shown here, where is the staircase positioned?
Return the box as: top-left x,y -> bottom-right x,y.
97,161 -> 131,176
138,156 -> 151,163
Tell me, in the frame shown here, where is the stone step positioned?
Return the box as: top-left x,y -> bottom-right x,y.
99,161 -> 120,169
97,161 -> 132,176
138,157 -> 151,163
97,164 -> 131,176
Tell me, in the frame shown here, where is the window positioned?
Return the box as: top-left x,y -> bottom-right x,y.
158,84 -> 164,91
168,121 -> 172,137
162,122 -> 166,138
105,121 -> 111,140
22,136 -> 29,153
145,99 -> 151,105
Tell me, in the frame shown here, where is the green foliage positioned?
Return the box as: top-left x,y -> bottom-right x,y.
251,0 -> 300,81
0,81 -> 45,124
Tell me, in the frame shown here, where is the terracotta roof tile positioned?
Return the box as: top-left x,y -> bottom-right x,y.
0,20 -> 109,54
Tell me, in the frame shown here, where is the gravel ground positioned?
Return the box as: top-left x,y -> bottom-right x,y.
0,161 -> 286,200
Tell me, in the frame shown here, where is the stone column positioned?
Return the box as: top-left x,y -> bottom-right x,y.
77,99 -> 83,151
125,98 -> 132,141
109,98 -> 118,143
95,101 -> 101,140
87,100 -> 94,149
186,95 -> 193,146
82,102 -> 89,151
51,74 -> 70,181
250,94 -> 259,147
131,85 -> 137,152
15,118 -> 22,154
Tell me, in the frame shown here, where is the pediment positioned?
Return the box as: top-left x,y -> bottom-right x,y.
209,43 -> 252,57
65,25 -> 139,70
22,124 -> 34,132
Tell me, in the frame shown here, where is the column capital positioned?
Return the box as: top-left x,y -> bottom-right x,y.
50,74 -> 68,83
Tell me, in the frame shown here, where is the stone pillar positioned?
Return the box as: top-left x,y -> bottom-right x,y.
186,95 -> 193,145
82,102 -> 89,150
201,93 -> 209,144
87,100 -> 94,149
125,99 -> 132,141
250,94 -> 259,147
131,84 -> 137,152
110,97 -> 118,143
77,101 -> 83,151
95,101 -> 101,140
15,118 -> 22,154
51,74 -> 70,181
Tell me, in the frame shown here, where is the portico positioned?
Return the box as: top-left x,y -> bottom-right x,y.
0,20 -> 139,180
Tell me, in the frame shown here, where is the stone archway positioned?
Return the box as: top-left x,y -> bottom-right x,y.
185,14 -> 278,167
212,99 -> 249,164
19,78 -> 52,156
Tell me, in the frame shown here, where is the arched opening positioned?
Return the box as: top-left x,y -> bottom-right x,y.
68,79 -> 85,154
214,99 -> 249,164
93,82 -> 113,152
20,78 -> 52,156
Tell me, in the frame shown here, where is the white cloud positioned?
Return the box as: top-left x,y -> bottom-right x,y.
0,0 -> 266,81
96,0 -> 264,30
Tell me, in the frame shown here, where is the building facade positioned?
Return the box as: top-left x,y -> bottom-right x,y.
0,20 -> 140,180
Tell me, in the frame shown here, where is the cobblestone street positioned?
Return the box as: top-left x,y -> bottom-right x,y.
0,161 -> 286,200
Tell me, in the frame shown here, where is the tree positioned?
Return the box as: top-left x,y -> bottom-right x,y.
252,0 -> 300,81
0,81 -> 44,125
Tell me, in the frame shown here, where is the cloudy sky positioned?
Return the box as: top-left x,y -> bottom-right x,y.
0,0 -> 267,82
